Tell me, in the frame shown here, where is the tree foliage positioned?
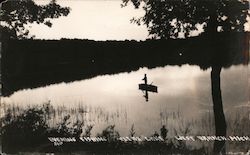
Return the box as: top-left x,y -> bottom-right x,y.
97,125 -> 120,141
0,106 -> 49,149
122,0 -> 249,38
0,0 -> 70,39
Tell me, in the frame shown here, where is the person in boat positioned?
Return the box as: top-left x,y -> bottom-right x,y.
142,74 -> 147,85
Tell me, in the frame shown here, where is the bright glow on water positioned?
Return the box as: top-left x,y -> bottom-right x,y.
1,65 -> 249,136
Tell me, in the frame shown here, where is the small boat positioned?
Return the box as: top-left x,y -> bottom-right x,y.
139,83 -> 158,93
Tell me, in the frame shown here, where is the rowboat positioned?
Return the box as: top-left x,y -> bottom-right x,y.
139,83 -> 158,93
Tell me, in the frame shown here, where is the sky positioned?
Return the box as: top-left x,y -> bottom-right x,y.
29,0 -> 149,41
28,0 -> 249,40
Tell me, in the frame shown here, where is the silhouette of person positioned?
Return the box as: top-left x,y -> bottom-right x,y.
142,74 -> 147,84
160,125 -> 168,140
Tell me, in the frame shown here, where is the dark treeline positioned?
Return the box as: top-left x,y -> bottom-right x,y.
1,32 -> 249,96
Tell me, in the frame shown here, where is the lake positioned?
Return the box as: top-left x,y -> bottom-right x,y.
1,64 -> 249,138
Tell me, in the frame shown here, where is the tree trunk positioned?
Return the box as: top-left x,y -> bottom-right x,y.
211,65 -> 227,154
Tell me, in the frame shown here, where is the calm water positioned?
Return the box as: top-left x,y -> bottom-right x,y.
1,65 -> 249,137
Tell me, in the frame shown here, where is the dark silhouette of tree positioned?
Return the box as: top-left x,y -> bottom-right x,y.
123,0 -> 249,154
0,0 -> 70,39
122,0 -> 249,38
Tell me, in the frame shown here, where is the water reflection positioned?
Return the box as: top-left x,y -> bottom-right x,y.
1,65 -> 249,136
